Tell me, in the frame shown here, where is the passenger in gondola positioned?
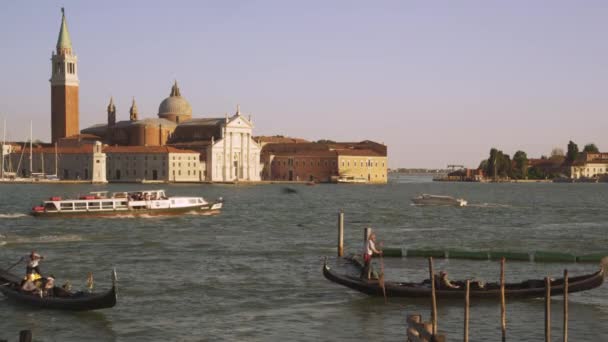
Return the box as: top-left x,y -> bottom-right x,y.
20,276 -> 37,293
43,275 -> 55,297
437,271 -> 460,289
23,250 -> 44,277
362,231 -> 382,280
20,273 -> 43,296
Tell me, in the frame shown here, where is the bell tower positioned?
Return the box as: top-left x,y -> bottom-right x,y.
50,8 -> 79,143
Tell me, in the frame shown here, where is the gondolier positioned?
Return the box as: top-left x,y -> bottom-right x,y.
362,231 -> 382,280
24,251 -> 44,276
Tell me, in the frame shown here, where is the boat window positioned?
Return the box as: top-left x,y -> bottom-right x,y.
116,201 -> 127,208
88,202 -> 101,210
44,203 -> 58,211
75,202 -> 87,210
102,201 -> 114,209
60,202 -> 74,210
189,199 -> 197,204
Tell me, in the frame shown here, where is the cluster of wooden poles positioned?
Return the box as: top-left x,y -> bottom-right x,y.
436,257 -> 570,342
336,210 -> 571,341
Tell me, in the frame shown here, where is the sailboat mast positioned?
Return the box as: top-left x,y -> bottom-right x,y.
55,142 -> 58,177
1,118 -> 5,180
29,121 -> 33,177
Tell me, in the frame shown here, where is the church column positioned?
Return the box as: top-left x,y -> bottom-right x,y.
240,133 -> 245,179
229,132 -> 233,180
222,126 -> 227,181
247,133 -> 251,180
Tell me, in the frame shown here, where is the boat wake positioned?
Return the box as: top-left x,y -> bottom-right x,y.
468,203 -> 513,208
0,213 -> 28,219
0,234 -> 84,245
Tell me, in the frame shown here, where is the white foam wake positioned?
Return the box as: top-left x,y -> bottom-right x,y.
0,213 -> 28,218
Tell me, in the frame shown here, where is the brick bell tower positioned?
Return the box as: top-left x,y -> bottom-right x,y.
50,8 -> 79,143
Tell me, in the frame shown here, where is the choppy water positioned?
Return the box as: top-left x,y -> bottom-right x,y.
0,175 -> 607,341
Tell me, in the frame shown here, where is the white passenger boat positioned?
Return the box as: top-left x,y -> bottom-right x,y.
332,176 -> 368,183
31,190 -> 223,217
411,194 -> 467,207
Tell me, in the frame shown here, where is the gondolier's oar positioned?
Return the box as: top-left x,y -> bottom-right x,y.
379,243 -> 387,304
6,257 -> 24,271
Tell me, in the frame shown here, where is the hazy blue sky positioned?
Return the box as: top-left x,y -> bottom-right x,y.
1,1 -> 607,168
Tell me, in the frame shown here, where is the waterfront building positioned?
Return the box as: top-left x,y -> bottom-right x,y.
51,8 -> 79,143
261,141 -> 387,183
105,146 -> 201,182
570,152 -> 608,179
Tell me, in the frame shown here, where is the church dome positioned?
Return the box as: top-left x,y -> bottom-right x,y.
158,81 -> 192,122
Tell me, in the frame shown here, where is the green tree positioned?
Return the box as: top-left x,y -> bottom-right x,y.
583,143 -> 599,153
513,150 -> 528,179
483,148 -> 513,180
485,148 -> 499,180
566,141 -> 579,164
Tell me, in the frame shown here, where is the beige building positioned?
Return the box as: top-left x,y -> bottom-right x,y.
105,146 -> 202,182
261,140 -> 388,183
570,152 -> 608,179
336,150 -> 388,183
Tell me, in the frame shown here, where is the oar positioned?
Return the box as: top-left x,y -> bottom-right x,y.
379,243 -> 387,304
5,257 -> 24,272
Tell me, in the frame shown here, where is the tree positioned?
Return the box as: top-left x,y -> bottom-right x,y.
583,143 -> 599,153
513,150 -> 528,179
483,148 -> 513,180
551,148 -> 565,158
566,141 -> 579,164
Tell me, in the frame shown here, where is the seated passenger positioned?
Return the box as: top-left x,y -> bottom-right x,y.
43,275 -> 55,297
437,271 -> 460,289
21,277 -> 37,293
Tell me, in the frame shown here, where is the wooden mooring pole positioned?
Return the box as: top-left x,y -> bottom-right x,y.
428,257 -> 438,336
337,210 -> 344,257
545,276 -> 551,342
500,257 -> 506,342
563,269 -> 568,342
464,279 -> 470,342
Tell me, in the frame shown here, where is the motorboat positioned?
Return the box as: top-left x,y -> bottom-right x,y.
412,194 -> 467,207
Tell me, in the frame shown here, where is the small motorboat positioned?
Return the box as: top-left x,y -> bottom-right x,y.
323,258 -> 607,299
412,194 -> 467,207
0,268 -> 117,311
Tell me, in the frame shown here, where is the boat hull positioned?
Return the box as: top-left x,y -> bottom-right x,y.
31,202 -> 222,218
323,260 -> 606,299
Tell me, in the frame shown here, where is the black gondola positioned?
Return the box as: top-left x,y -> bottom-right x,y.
323,258 -> 607,299
0,268 -> 117,311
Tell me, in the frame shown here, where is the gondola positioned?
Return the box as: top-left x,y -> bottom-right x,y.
0,267 -> 117,311
323,258 -> 607,299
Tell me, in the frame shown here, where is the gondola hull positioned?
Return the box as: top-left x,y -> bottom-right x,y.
0,268 -> 117,311
323,260 -> 606,299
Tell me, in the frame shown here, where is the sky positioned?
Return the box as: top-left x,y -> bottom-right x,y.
1,0 -> 607,168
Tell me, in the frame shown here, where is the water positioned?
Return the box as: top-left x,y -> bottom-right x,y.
0,176 -> 607,341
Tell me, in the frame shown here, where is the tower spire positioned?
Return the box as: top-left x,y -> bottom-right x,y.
107,97 -> 116,126
130,97 -> 139,121
56,7 -> 73,55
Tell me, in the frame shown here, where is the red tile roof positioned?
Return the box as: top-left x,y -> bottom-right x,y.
103,146 -> 199,154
